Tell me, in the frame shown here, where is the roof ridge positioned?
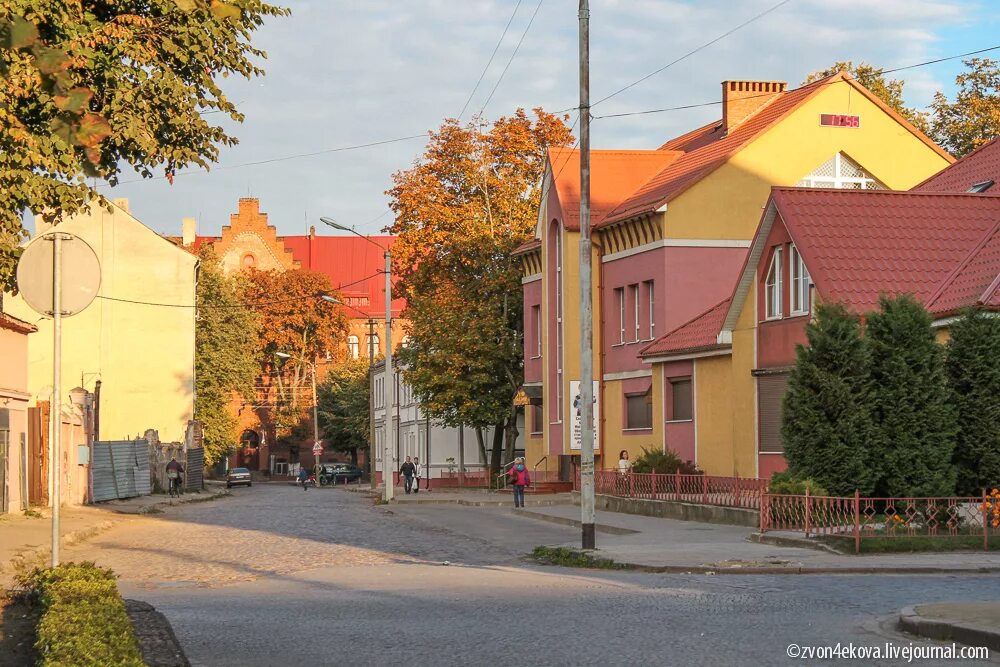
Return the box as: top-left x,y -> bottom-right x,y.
772,186 -> 1000,199
914,138 -> 997,190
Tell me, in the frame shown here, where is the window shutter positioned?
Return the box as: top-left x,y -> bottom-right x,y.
757,373 -> 789,453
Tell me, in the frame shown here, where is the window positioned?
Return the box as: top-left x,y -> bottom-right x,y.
614,288 -> 625,344
765,247 -> 782,319
797,153 -> 884,190
347,335 -> 359,360
644,280 -> 655,339
630,284 -> 640,342
790,245 -> 810,315
365,334 -> 380,356
968,180 -> 995,193
530,405 -> 543,434
669,378 -> 692,421
531,305 -> 542,358
625,389 -> 652,430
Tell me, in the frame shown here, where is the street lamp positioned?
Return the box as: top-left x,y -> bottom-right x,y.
276,352 -> 320,468
321,216 -> 395,502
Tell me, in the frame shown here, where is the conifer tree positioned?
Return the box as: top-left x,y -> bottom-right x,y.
947,309 -> 1000,495
867,295 -> 957,496
782,303 -> 875,495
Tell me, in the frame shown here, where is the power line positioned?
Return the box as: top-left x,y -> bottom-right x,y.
458,0 -> 524,120
478,0 -> 546,116
591,43 -> 1000,121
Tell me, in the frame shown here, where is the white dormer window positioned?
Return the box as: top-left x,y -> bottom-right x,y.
790,245 -> 810,315
765,247 -> 782,320
797,153 -> 884,190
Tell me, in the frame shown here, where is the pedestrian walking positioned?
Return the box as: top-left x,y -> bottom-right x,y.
413,456 -> 422,494
508,457 -> 531,508
400,456 -> 416,494
297,466 -> 310,491
166,457 -> 184,498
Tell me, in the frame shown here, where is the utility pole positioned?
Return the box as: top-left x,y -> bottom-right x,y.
384,250 -> 394,502
577,0 -> 596,550
368,318 -> 377,489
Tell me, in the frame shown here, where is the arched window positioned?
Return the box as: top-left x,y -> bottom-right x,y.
241,253 -> 257,268
347,335 -> 359,360
366,333 -> 380,355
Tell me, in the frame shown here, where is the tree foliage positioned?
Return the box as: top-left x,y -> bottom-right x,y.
931,58 -> 1000,158
194,246 -> 260,464
239,268 -> 348,434
317,358 -> 370,465
782,303 -> 875,495
946,309 -> 1000,495
387,108 -> 573,473
805,61 -> 930,133
0,1 -> 288,290
867,294 -> 957,497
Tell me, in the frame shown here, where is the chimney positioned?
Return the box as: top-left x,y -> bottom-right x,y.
182,217 -> 197,246
112,197 -> 129,213
722,80 -> 787,133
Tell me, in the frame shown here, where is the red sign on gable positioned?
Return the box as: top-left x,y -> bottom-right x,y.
820,114 -> 860,128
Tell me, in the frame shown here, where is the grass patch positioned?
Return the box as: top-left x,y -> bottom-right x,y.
23,509 -> 44,519
16,562 -> 143,666
817,534 -> 1000,554
530,546 -> 631,570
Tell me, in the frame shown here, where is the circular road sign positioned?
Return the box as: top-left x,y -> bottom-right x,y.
16,232 -> 101,317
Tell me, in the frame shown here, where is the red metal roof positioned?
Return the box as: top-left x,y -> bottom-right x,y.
549,148 -> 682,231
771,188 -> 1000,317
639,297 -> 731,358
914,138 -> 1000,193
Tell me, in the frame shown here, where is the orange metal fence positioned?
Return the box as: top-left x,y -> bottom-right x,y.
591,470 -> 769,509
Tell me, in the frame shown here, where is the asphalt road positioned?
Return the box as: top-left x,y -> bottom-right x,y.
72,485 -> 1000,667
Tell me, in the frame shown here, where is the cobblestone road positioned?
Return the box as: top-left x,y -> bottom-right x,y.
67,485 -> 1000,666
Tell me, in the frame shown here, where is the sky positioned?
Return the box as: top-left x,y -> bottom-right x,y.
93,0 -> 999,239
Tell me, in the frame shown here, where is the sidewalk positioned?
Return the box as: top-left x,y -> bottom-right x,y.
899,603 -> 1000,651
343,485 -> 575,507
514,505 -> 1000,574
0,483 -> 229,583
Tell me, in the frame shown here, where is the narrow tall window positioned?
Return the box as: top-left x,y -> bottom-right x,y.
644,280 -> 655,339
630,283 -> 640,342
347,335 -> 359,360
669,378 -> 693,421
366,333 -> 380,357
765,248 -> 782,319
531,305 -> 542,358
615,288 -> 625,344
790,245 -> 810,315
625,389 -> 653,430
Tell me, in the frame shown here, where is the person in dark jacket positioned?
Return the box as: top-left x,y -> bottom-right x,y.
297,466 -> 310,491
400,456 -> 416,494
507,457 -> 531,508
166,457 -> 184,497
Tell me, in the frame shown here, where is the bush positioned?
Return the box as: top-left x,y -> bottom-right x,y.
630,446 -> 702,474
768,471 -> 829,497
18,562 -> 143,667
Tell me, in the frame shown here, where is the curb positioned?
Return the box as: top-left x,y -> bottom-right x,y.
5,519 -> 116,576
516,509 -> 640,535
749,531 -> 844,555
898,605 -> 1000,651
126,599 -> 192,667
536,558 -> 1000,576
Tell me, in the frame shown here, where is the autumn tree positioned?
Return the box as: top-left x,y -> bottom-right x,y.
388,109 -> 573,474
0,1 -> 288,290
194,246 -> 260,464
240,269 -> 349,451
317,359 -> 370,466
805,61 -> 930,133
931,58 -> 1000,157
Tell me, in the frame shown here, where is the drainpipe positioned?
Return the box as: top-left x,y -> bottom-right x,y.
93,380 -> 102,442
595,236 -> 606,471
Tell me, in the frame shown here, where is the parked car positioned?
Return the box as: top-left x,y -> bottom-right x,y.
319,463 -> 364,485
226,467 -> 252,488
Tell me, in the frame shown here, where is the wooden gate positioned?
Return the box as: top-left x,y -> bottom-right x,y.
27,404 -> 48,506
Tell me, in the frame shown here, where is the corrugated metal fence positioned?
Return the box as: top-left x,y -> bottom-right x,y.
92,440 -> 151,502
185,448 -> 204,491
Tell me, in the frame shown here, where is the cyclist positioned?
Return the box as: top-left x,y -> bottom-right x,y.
166,457 -> 185,497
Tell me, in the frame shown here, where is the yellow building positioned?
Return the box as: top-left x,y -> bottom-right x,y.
518,72 -> 952,478
6,198 -> 198,444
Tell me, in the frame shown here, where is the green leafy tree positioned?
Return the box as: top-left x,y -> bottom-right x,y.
805,61 -> 930,134
867,294 -> 957,496
782,303 -> 875,495
194,246 -> 261,464
0,1 -> 288,291
387,108 -> 573,473
317,359 -> 371,466
931,58 -> 1000,158
946,309 -> 1000,495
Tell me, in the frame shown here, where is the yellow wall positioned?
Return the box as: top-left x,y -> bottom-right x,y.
693,354 -> 735,475
663,80 -> 951,241
601,375 -> 661,467
7,200 -> 197,443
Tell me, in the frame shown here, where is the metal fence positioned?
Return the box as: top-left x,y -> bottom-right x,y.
760,491 -> 995,552
592,470 -> 769,510
185,448 -> 205,491
92,440 -> 151,502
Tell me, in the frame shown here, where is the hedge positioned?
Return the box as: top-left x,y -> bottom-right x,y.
19,562 -> 143,667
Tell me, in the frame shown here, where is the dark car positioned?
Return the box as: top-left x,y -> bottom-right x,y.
226,467 -> 252,488
319,463 -> 364,485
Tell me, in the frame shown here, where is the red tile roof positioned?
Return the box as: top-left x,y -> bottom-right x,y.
639,297 -> 731,358
914,138 -> 1000,193
0,311 -> 38,335
771,188 -> 1000,317
513,238 -> 541,256
549,148 -> 682,231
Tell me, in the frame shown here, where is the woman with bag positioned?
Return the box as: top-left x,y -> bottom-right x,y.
508,457 -> 531,508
